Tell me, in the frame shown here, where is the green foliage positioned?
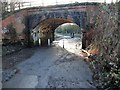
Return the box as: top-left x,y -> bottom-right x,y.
55,23 -> 81,34
2,24 -> 17,45
7,24 -> 17,42
90,54 -> 120,89
88,2 -> 120,89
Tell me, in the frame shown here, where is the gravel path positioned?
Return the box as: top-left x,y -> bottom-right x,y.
3,36 -> 96,88
3,46 -> 95,88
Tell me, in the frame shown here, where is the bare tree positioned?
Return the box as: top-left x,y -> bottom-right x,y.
0,0 -> 8,13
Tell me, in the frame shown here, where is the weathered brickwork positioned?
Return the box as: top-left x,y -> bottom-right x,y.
1,10 -> 28,44
0,4 -> 97,46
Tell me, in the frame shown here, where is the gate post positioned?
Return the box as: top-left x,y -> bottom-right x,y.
48,39 -> 50,46
39,38 -> 41,46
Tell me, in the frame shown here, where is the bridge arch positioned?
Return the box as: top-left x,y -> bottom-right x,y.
30,18 -> 82,46
27,10 -> 87,30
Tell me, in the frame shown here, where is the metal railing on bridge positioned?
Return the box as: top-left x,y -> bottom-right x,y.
1,0 -> 119,20
1,0 -> 119,12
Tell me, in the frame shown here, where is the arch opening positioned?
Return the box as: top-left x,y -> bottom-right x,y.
30,18 -> 82,47
54,23 -> 81,39
53,23 -> 82,49
38,18 -> 73,46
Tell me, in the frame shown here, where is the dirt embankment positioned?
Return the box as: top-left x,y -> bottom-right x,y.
85,3 -> 120,89
3,47 -> 36,69
2,47 -> 36,83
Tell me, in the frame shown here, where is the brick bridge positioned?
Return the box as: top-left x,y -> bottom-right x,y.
1,3 -> 98,47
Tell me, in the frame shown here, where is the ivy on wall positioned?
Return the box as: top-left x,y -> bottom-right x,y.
87,2 -> 120,89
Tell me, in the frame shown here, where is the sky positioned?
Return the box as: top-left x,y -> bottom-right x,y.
3,0 -> 119,6
28,0 -> 118,6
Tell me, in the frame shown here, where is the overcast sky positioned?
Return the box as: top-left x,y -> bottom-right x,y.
4,0 -> 118,6
28,0 -> 118,6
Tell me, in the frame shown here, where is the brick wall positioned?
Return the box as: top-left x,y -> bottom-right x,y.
1,10 -> 28,44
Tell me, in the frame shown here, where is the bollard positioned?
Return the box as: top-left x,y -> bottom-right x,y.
48,39 -> 50,46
